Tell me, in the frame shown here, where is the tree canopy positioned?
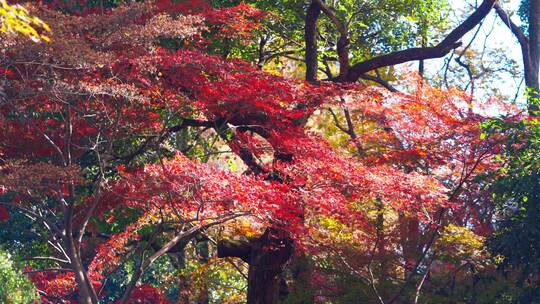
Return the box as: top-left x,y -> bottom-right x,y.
0,0 -> 538,303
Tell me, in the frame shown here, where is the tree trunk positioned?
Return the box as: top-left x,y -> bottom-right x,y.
494,2 -> 539,111
218,228 -> 293,304
305,2 -> 321,82
398,213 -> 420,277
528,0 -> 540,111
195,235 -> 210,304
68,241 -> 98,304
247,229 -> 293,304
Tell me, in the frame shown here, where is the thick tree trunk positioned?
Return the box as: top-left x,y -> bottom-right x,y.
494,2 -> 538,111
305,2 -> 321,82
218,228 -> 293,304
247,229 -> 293,304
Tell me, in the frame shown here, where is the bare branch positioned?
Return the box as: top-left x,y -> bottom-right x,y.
494,2 -> 529,51
346,0 -> 497,82
24,256 -> 70,264
359,74 -> 399,92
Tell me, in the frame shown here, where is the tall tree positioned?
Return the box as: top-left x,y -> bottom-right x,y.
0,1 -> 527,303
494,0 -> 540,110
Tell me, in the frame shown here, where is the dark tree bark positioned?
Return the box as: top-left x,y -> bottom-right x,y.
218,228 -> 293,304
195,234 -> 210,304
313,0 -> 350,80
345,0 -> 496,82
303,0 -> 496,84
494,1 -> 539,112
305,2 -> 321,82
529,0 -> 540,103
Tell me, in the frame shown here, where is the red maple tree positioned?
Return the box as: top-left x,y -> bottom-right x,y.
0,1 -> 516,303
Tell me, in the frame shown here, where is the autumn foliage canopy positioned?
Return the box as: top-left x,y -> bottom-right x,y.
0,0 -> 528,303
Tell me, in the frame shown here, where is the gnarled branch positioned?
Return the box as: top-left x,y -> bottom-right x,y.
345,0 -> 497,82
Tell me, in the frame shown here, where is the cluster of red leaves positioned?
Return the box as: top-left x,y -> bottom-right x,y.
112,154 -> 301,227
275,133 -> 447,229
129,49 -> 329,121
89,228 -> 141,280
45,0 -> 207,16
123,284 -> 170,304
0,206 -> 9,222
27,268 -> 77,303
156,0 -> 266,39
0,1 -> 518,302
0,1 -> 267,157
0,67 -> 14,77
155,0 -> 211,14
82,51 -> 453,258
334,76 -> 519,234
0,162 -> 83,201
205,3 -> 267,39
44,0 -> 264,41
28,268 -> 103,304
87,154 -> 303,280
341,77 -> 516,174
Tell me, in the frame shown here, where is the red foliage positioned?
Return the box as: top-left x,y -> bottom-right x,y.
28,268 -> 77,303
205,3 -> 267,39
0,67 -> 14,77
0,1 -> 514,302
155,0 -> 211,14
0,206 -> 9,222
125,285 -> 170,304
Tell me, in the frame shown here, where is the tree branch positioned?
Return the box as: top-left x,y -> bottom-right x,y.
359,74 -> 399,92
493,2 -> 529,48
494,1 -> 535,103
119,213 -> 246,304
313,0 -> 350,78
346,0 -> 497,82
217,239 -> 252,263
167,118 -> 217,132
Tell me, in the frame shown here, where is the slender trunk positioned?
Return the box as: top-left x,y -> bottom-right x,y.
528,0 -> 540,112
64,193 -> 99,304
305,2 -> 321,82
375,199 -> 388,280
195,235 -> 210,304
398,213 -> 420,277
67,238 -> 98,304
72,261 -> 94,304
